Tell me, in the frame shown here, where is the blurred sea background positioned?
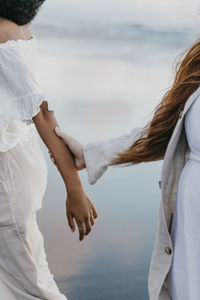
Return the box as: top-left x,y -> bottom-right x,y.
31,0 -> 200,299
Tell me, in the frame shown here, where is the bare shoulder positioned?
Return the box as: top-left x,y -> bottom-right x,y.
0,22 -> 32,44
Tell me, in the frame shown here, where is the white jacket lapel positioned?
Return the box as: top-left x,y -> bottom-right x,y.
161,86 -> 200,195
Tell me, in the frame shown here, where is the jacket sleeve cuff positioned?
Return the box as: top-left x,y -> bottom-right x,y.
83,126 -> 143,185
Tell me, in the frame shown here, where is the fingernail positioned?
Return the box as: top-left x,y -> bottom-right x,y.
54,127 -> 58,133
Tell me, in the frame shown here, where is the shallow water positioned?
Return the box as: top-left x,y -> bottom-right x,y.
31,1 -> 199,298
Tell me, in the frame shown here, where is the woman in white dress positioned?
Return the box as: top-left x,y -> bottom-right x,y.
0,1 -> 98,299
54,39 -> 200,299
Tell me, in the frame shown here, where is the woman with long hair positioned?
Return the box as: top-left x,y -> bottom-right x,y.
53,40 -> 200,299
0,1 -> 98,299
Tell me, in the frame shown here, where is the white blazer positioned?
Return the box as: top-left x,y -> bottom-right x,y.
83,86 -> 200,300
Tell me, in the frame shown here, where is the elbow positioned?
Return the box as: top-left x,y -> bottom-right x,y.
40,100 -> 54,118
33,101 -> 54,123
40,101 -> 53,117
40,101 -> 49,113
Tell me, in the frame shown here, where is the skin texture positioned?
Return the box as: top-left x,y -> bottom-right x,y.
50,127 -> 86,170
0,19 -> 98,241
34,102 -> 98,241
0,18 -> 32,42
53,127 -> 86,170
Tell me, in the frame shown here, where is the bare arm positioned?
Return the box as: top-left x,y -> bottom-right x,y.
33,102 -> 98,241
53,126 -> 143,184
33,102 -> 81,191
0,24 -> 98,240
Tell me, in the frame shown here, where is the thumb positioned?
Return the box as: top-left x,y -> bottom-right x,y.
55,127 -> 83,158
55,127 -> 69,144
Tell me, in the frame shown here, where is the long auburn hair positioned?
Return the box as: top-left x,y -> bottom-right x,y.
112,39 -> 200,166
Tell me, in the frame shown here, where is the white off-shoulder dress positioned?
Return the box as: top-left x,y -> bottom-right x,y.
0,37 -> 67,300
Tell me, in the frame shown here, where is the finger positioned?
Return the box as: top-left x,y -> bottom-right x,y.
67,213 -> 75,232
50,157 -> 56,165
48,151 -> 56,164
50,156 -> 56,165
75,157 -> 86,170
84,215 -> 92,236
55,127 -> 68,143
90,211 -> 95,226
75,219 -> 86,241
91,205 -> 98,219
48,151 -> 53,159
55,127 -> 83,158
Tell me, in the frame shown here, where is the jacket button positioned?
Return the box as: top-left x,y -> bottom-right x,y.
179,110 -> 183,119
159,181 -> 161,189
165,247 -> 172,255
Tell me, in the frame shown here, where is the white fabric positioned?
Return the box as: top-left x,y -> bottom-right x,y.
0,36 -> 54,152
0,129 -> 67,300
0,37 -> 66,299
82,86 -> 200,299
168,94 -> 200,299
83,127 -> 143,184
0,120 -> 35,152
0,278 -> 17,300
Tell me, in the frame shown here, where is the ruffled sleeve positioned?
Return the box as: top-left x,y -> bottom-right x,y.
0,45 -> 54,128
83,127 -> 143,185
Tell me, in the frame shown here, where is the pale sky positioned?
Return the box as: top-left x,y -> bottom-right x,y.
36,0 -> 200,29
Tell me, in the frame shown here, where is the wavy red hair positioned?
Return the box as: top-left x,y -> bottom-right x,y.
112,39 -> 200,165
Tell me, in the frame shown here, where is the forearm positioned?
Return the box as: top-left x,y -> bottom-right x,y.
33,102 -> 81,194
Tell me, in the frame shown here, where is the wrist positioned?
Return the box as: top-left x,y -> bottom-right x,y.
65,173 -> 83,196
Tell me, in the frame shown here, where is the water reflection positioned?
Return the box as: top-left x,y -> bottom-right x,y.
37,132 -> 161,299
32,10 -> 196,298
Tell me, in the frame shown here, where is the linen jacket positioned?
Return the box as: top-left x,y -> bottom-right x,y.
82,86 -> 200,300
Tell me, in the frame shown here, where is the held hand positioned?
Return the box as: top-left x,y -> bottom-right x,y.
54,127 -> 86,170
66,186 -> 98,241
